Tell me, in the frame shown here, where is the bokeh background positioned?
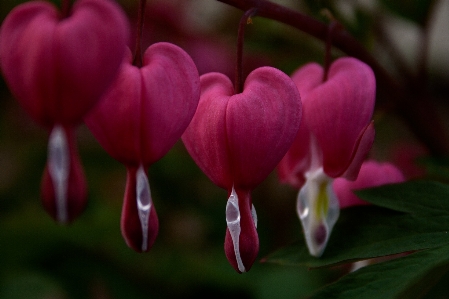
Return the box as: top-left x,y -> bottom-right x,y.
0,0 -> 448,298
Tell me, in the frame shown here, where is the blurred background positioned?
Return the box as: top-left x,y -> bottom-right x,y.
0,0 -> 448,298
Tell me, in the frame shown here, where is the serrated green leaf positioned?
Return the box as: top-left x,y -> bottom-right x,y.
308,245 -> 449,299
356,180 -> 449,215
264,206 -> 449,268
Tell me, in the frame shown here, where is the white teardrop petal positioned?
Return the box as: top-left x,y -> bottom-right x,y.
297,167 -> 340,257
136,165 -> 152,252
226,187 -> 246,273
251,204 -> 258,228
48,125 -> 70,224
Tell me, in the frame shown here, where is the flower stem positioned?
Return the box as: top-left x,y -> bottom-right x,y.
235,8 -> 258,94
61,0 -> 71,18
133,0 -> 147,67
219,0 -> 399,100
323,21 -> 341,82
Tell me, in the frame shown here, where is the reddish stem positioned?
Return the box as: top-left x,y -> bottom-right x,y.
323,21 -> 341,82
133,0 -> 147,67
219,0 -> 400,98
61,0 -> 71,18
235,8 -> 258,94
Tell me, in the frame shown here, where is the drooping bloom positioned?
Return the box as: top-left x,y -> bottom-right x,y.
278,57 -> 376,257
85,43 -> 200,252
182,67 -> 302,273
0,0 -> 129,223
333,160 -> 405,209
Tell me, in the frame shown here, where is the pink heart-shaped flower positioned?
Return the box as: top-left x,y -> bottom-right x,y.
86,43 -> 200,167
280,57 -> 376,182
294,57 -> 375,179
85,42 -> 200,252
0,0 -> 129,127
182,67 -> 302,272
182,67 -> 302,190
277,57 -> 376,257
0,0 -> 129,224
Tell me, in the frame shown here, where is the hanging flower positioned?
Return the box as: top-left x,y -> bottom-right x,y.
278,57 -> 376,257
85,43 -> 200,252
182,67 -> 302,272
0,0 -> 129,223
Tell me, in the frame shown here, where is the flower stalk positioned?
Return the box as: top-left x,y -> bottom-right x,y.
235,8 -> 257,94
133,0 -> 147,67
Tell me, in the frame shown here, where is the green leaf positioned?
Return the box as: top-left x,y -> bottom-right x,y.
308,245 -> 449,299
264,181 -> 449,268
356,180 -> 449,216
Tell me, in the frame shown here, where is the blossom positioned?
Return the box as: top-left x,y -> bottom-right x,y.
85,43 -> 200,252
0,0 -> 129,223
278,57 -> 376,257
182,67 -> 302,272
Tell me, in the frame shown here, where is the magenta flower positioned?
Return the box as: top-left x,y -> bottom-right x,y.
0,0 -> 129,223
278,57 -> 376,256
85,43 -> 200,252
182,67 -> 302,273
333,160 -> 405,209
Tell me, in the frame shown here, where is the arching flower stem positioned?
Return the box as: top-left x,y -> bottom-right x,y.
61,0 -> 72,18
323,20 -> 342,82
133,0 -> 147,67
234,8 -> 257,94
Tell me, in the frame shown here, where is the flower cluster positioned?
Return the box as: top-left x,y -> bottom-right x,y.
0,0 -> 407,273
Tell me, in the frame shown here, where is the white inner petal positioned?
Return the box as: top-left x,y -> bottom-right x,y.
48,125 -> 70,224
297,167 -> 340,257
226,187 -> 246,273
251,204 -> 258,229
136,165 -> 152,252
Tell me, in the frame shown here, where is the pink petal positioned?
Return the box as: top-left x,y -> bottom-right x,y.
85,49 -> 141,166
86,43 -> 200,167
342,121 -> 375,180
140,43 -> 200,164
333,160 -> 405,209
0,0 -> 129,127
291,57 -> 376,178
226,67 -> 302,189
40,126 -> 87,223
182,73 -> 235,189
290,62 -> 324,99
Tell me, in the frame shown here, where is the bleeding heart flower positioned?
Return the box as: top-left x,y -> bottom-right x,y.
182,67 -> 302,273
278,57 -> 376,257
85,42 -> 200,252
333,160 -> 405,209
0,0 -> 129,223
